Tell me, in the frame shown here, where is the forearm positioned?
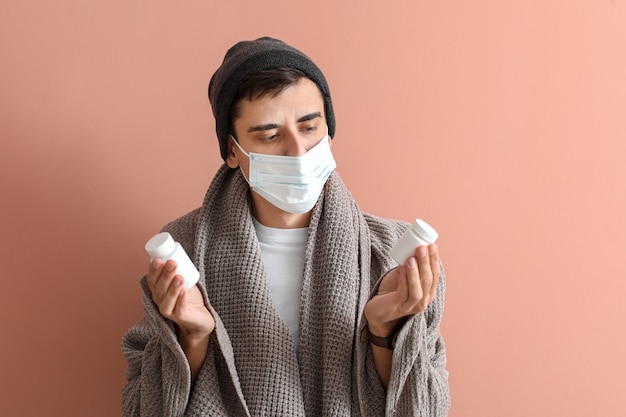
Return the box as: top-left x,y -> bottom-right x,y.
370,343 -> 393,389
367,320 -> 401,390
176,327 -> 210,385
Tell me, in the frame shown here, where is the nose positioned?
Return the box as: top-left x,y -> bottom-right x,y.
283,130 -> 308,156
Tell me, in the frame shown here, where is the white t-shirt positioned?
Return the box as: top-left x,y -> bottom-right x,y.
253,218 -> 307,352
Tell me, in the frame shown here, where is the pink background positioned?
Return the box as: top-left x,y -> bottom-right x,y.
1,1 -> 625,416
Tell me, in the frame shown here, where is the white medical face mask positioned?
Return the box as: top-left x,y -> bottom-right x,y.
230,129 -> 336,214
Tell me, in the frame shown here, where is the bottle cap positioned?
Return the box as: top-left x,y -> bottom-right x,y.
412,219 -> 439,243
145,232 -> 176,259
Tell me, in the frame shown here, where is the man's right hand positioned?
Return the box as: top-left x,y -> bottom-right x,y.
147,258 -> 215,382
147,258 -> 215,336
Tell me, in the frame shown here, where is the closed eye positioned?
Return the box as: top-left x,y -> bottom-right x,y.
300,124 -> 318,133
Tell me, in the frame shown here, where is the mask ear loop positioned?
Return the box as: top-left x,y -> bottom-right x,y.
229,135 -> 252,185
229,135 -> 251,158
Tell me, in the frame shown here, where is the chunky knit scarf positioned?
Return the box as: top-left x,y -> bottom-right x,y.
122,165 -> 450,416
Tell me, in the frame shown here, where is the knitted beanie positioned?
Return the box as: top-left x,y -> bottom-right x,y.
208,37 -> 336,161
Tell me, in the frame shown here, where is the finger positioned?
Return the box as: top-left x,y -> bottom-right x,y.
158,275 -> 184,317
395,264 -> 409,299
403,256 -> 424,312
428,243 -> 441,300
415,245 -> 433,309
152,260 -> 178,304
147,258 -> 164,291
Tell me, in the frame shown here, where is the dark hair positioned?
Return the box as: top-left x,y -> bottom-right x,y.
209,37 -> 335,161
229,67 -> 310,138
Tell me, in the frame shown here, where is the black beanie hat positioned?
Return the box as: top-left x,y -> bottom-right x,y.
208,37 -> 336,161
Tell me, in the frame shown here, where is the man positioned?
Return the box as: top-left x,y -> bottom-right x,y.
122,37 -> 450,416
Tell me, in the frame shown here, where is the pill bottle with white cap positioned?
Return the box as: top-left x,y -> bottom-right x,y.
145,232 -> 200,289
389,218 -> 439,265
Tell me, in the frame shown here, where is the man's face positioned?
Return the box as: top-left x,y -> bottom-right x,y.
226,77 -> 329,177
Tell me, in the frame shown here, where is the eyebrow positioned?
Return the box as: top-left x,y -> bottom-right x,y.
297,112 -> 322,123
246,112 -> 322,133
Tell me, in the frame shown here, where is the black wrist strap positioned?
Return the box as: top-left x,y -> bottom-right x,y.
367,325 -> 402,350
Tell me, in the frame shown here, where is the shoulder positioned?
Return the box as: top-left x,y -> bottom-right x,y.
363,212 -> 409,245
361,213 -> 409,273
160,208 -> 202,251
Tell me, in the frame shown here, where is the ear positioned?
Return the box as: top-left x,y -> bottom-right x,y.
226,137 -> 239,169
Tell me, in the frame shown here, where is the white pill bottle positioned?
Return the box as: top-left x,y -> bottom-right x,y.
389,218 -> 439,265
145,232 -> 200,289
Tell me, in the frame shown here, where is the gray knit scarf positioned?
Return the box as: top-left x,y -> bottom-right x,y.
194,164 -> 375,415
122,165 -> 450,416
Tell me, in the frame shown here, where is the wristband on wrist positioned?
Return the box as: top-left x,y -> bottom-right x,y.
367,324 -> 403,350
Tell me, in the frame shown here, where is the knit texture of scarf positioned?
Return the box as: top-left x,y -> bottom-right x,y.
122,165 -> 450,416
